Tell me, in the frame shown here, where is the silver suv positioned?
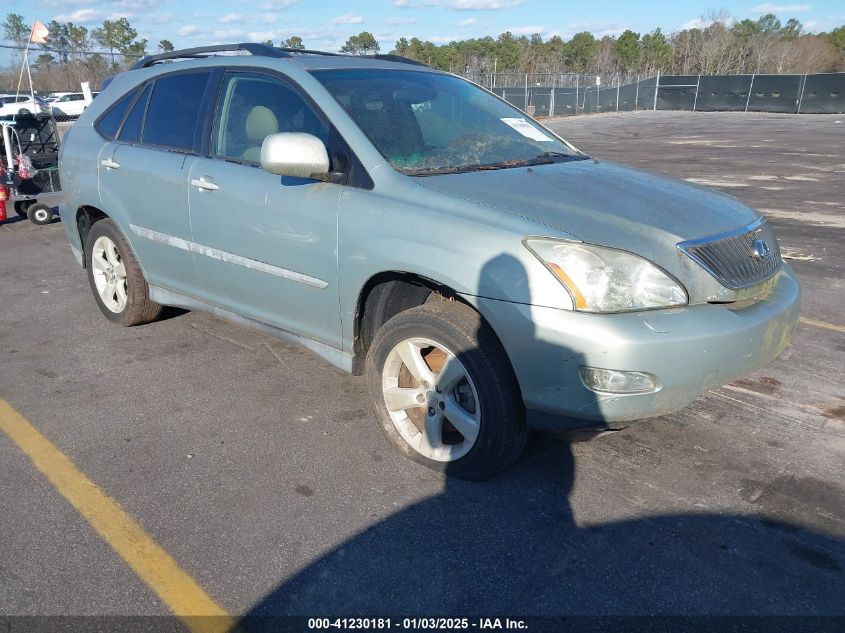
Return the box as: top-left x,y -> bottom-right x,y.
59,44 -> 800,479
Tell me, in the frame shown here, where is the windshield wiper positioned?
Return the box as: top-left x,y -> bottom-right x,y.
404,151 -> 589,176
529,151 -> 589,164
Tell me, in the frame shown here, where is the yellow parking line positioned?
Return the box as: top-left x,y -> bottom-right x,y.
0,399 -> 235,633
800,317 -> 845,334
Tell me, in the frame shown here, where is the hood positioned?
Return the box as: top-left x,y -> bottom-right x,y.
414,159 -> 762,302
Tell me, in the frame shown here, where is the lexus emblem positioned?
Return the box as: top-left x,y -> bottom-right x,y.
750,238 -> 772,259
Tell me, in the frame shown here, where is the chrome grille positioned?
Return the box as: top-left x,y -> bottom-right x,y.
678,219 -> 782,289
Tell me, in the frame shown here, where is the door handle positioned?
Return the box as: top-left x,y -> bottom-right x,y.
100,158 -> 120,170
191,177 -> 219,192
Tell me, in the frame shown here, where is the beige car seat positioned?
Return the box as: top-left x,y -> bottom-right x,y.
242,105 -> 279,162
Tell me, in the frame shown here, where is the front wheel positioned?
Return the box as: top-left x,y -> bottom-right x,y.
366,301 -> 527,480
85,219 -> 162,326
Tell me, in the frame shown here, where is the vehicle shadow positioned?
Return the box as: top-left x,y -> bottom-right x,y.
243,252 -> 843,624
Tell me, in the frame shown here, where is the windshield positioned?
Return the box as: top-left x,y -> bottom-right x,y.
313,69 -> 585,176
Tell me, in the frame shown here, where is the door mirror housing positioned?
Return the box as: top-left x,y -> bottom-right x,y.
260,133 -> 331,180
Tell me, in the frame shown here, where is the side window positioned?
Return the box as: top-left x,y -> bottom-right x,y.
95,89 -> 137,140
213,72 -> 329,163
118,83 -> 152,143
142,72 -> 210,151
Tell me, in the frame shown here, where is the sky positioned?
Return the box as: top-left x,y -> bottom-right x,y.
2,0 -> 844,65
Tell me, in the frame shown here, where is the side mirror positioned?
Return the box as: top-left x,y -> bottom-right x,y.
260,132 -> 330,179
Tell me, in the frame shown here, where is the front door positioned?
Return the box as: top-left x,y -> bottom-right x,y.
188,71 -> 343,348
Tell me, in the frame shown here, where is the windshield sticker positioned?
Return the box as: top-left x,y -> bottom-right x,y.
500,117 -> 554,142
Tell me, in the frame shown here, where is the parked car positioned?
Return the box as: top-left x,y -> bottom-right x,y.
50,92 -> 98,118
46,92 -> 74,103
58,44 -> 800,479
0,94 -> 49,117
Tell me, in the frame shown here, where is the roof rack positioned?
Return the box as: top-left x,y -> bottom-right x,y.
132,43 -> 427,70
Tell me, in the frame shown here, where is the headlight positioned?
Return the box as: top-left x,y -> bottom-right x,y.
524,238 -> 688,312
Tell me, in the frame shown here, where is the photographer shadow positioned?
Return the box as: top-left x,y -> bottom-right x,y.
241,252 -> 844,625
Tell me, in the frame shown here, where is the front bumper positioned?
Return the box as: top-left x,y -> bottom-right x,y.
473,266 -> 801,428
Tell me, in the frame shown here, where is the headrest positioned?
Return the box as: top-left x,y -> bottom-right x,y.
245,106 -> 278,142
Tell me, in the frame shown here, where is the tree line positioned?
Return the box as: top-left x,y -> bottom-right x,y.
2,10 -> 844,93
391,11 -> 844,79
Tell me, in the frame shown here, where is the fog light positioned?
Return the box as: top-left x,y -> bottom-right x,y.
579,366 -> 658,394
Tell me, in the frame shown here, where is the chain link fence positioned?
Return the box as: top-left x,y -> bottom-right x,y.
486,71 -> 845,117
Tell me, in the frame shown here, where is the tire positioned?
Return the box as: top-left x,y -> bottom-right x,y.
14,200 -> 32,218
26,203 -> 53,225
84,218 -> 162,326
366,300 -> 528,480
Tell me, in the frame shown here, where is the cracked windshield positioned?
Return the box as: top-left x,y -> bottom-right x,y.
314,69 -> 585,175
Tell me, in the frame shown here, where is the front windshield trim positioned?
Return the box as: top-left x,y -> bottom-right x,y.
310,67 -> 587,175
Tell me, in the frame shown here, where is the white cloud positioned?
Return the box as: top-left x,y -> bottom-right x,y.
177,25 -> 208,37
219,13 -> 244,23
750,4 -> 811,13
42,0 -> 96,6
112,0 -> 164,9
260,0 -> 299,8
507,25 -> 544,35
459,17 -> 477,27
682,18 -> 706,29
331,13 -> 364,25
148,13 -> 174,25
445,0 -> 524,9
393,0 -> 414,7
384,16 -> 418,25
53,9 -> 102,23
259,15 -> 279,24
558,19 -> 629,39
680,15 -> 735,30
427,34 -> 462,43
247,30 -> 281,41
213,28 -> 246,38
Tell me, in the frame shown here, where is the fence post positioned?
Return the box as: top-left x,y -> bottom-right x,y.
692,74 -> 701,111
616,78 -> 620,112
797,73 -> 807,114
575,75 -> 579,116
524,73 -> 528,112
634,74 -> 639,110
653,70 -> 660,111
549,75 -> 555,117
744,73 -> 755,112
597,77 -> 600,112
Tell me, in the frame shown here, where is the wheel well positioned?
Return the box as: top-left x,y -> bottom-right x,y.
76,206 -> 109,266
352,272 -> 468,375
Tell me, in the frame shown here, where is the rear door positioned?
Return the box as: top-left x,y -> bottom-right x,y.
98,71 -> 213,298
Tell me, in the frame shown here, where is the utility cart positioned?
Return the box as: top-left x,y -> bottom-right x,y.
1,113 -> 62,225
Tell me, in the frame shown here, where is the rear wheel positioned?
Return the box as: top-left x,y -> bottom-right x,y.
14,200 -> 32,218
85,219 -> 162,326
366,301 -> 527,480
26,203 -> 52,225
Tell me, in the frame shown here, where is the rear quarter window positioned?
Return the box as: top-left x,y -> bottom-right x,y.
118,83 -> 152,143
142,72 -> 210,152
95,90 -> 137,140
